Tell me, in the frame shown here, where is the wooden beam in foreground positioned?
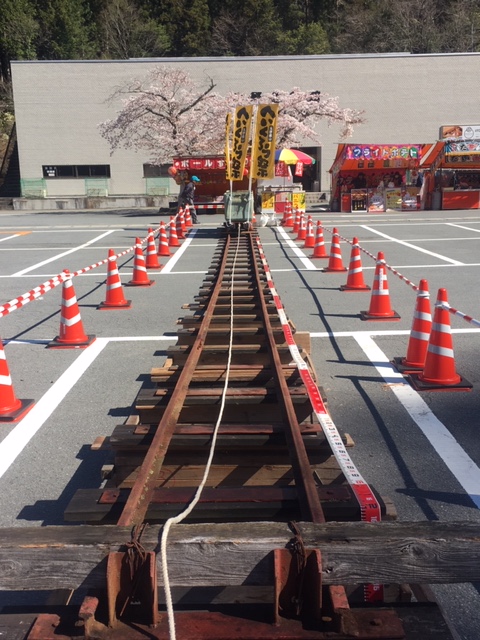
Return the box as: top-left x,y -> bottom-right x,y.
0,521 -> 479,591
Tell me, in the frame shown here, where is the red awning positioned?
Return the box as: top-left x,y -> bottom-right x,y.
419,141 -> 444,170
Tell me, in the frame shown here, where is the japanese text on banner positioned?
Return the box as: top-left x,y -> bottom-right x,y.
252,104 -> 278,179
231,106 -> 253,180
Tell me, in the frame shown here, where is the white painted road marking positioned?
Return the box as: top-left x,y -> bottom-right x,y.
361,225 -> 464,265
12,230 -> 116,276
354,334 -> 480,509
0,336 -> 178,479
0,234 -> 22,243
161,229 -> 198,274
0,338 -> 108,479
277,226 -> 317,270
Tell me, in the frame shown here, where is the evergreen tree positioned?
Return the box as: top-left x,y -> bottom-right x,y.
33,0 -> 96,60
210,0 -> 282,56
98,0 -> 170,59
0,0 -> 38,81
147,0 -> 212,56
275,22 -> 330,55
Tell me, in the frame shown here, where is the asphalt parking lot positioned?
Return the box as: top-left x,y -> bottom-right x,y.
0,206 -> 479,639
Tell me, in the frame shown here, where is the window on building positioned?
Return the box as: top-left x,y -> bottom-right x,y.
42,165 -> 111,178
143,164 -> 169,178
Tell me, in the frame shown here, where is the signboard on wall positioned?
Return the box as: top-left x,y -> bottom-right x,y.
440,125 -> 480,140
345,145 -> 421,162
292,191 -> 306,211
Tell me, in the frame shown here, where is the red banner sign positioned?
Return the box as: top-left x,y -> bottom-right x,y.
173,157 -> 227,171
294,161 -> 304,177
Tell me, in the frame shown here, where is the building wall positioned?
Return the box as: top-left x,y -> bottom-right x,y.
10,53 -> 480,198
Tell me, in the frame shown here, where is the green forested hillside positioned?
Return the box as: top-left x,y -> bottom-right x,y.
1,0 -> 479,82
0,0 -> 479,150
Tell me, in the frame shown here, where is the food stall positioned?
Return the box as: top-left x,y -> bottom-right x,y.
330,144 -> 432,213
172,155 -> 250,211
257,160 -> 305,217
420,125 -> 480,210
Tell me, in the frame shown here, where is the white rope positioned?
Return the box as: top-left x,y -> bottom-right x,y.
160,226 -> 242,640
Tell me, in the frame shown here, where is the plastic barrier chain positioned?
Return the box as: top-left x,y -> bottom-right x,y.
319,224 -> 420,292
319,224 -> 480,327
255,236 -> 383,602
0,220 -> 173,319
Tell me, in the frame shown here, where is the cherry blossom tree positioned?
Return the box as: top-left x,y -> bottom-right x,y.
237,88 -> 364,144
99,65 -> 364,164
99,66 -> 232,164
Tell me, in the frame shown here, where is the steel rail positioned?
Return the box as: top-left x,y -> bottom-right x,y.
248,232 -> 326,524
117,234 -> 232,527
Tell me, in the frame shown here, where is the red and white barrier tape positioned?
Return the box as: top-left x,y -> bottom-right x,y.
0,224 -> 165,319
319,224 -> 419,292
0,273 -> 69,317
440,302 -> 480,328
255,235 -> 383,601
318,224 -> 480,327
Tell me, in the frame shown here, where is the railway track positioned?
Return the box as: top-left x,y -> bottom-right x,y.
0,225 -> 472,639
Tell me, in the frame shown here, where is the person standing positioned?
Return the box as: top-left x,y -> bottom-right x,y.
179,175 -> 200,223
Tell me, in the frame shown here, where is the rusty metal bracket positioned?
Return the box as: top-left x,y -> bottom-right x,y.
274,545 -> 322,625
106,524 -> 158,628
77,596 -> 108,639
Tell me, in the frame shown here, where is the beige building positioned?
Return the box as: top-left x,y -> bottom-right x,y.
9,52 -> 480,209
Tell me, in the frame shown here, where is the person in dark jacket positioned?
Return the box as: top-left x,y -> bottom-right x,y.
178,175 -> 200,223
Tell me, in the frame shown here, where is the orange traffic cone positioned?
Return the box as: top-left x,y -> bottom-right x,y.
311,221 -> 328,258
177,206 -> 184,223
98,249 -> 131,310
0,339 -> 34,421
360,252 -> 400,320
48,271 -> 96,348
176,214 -> 185,240
125,238 -> 155,287
392,279 -> 431,372
340,238 -> 370,291
179,208 -> 187,233
408,288 -> 472,391
292,209 -> 301,234
323,228 -> 347,272
303,216 -> 315,248
157,222 -> 172,257
283,204 -> 294,228
145,228 -> 161,269
296,213 -> 306,241
281,200 -> 291,226
184,205 -> 193,228
168,217 -> 180,248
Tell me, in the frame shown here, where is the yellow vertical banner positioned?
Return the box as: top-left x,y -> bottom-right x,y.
225,112 -> 233,180
231,106 -> 253,181
252,104 -> 279,180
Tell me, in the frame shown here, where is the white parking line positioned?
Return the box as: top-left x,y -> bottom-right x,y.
0,336 -> 178,479
0,338 -> 108,479
12,230 -> 116,276
0,234 -> 22,243
361,225 -> 464,265
161,229 -> 198,274
354,334 -> 480,509
447,223 -> 480,233
277,227 -> 317,270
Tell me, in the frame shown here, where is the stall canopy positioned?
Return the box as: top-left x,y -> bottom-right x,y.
419,141 -> 445,171
420,138 -> 480,170
330,143 -> 434,204
331,143 -> 433,176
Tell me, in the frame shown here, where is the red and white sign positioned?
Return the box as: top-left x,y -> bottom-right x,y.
275,161 -> 289,177
173,157 -> 227,171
